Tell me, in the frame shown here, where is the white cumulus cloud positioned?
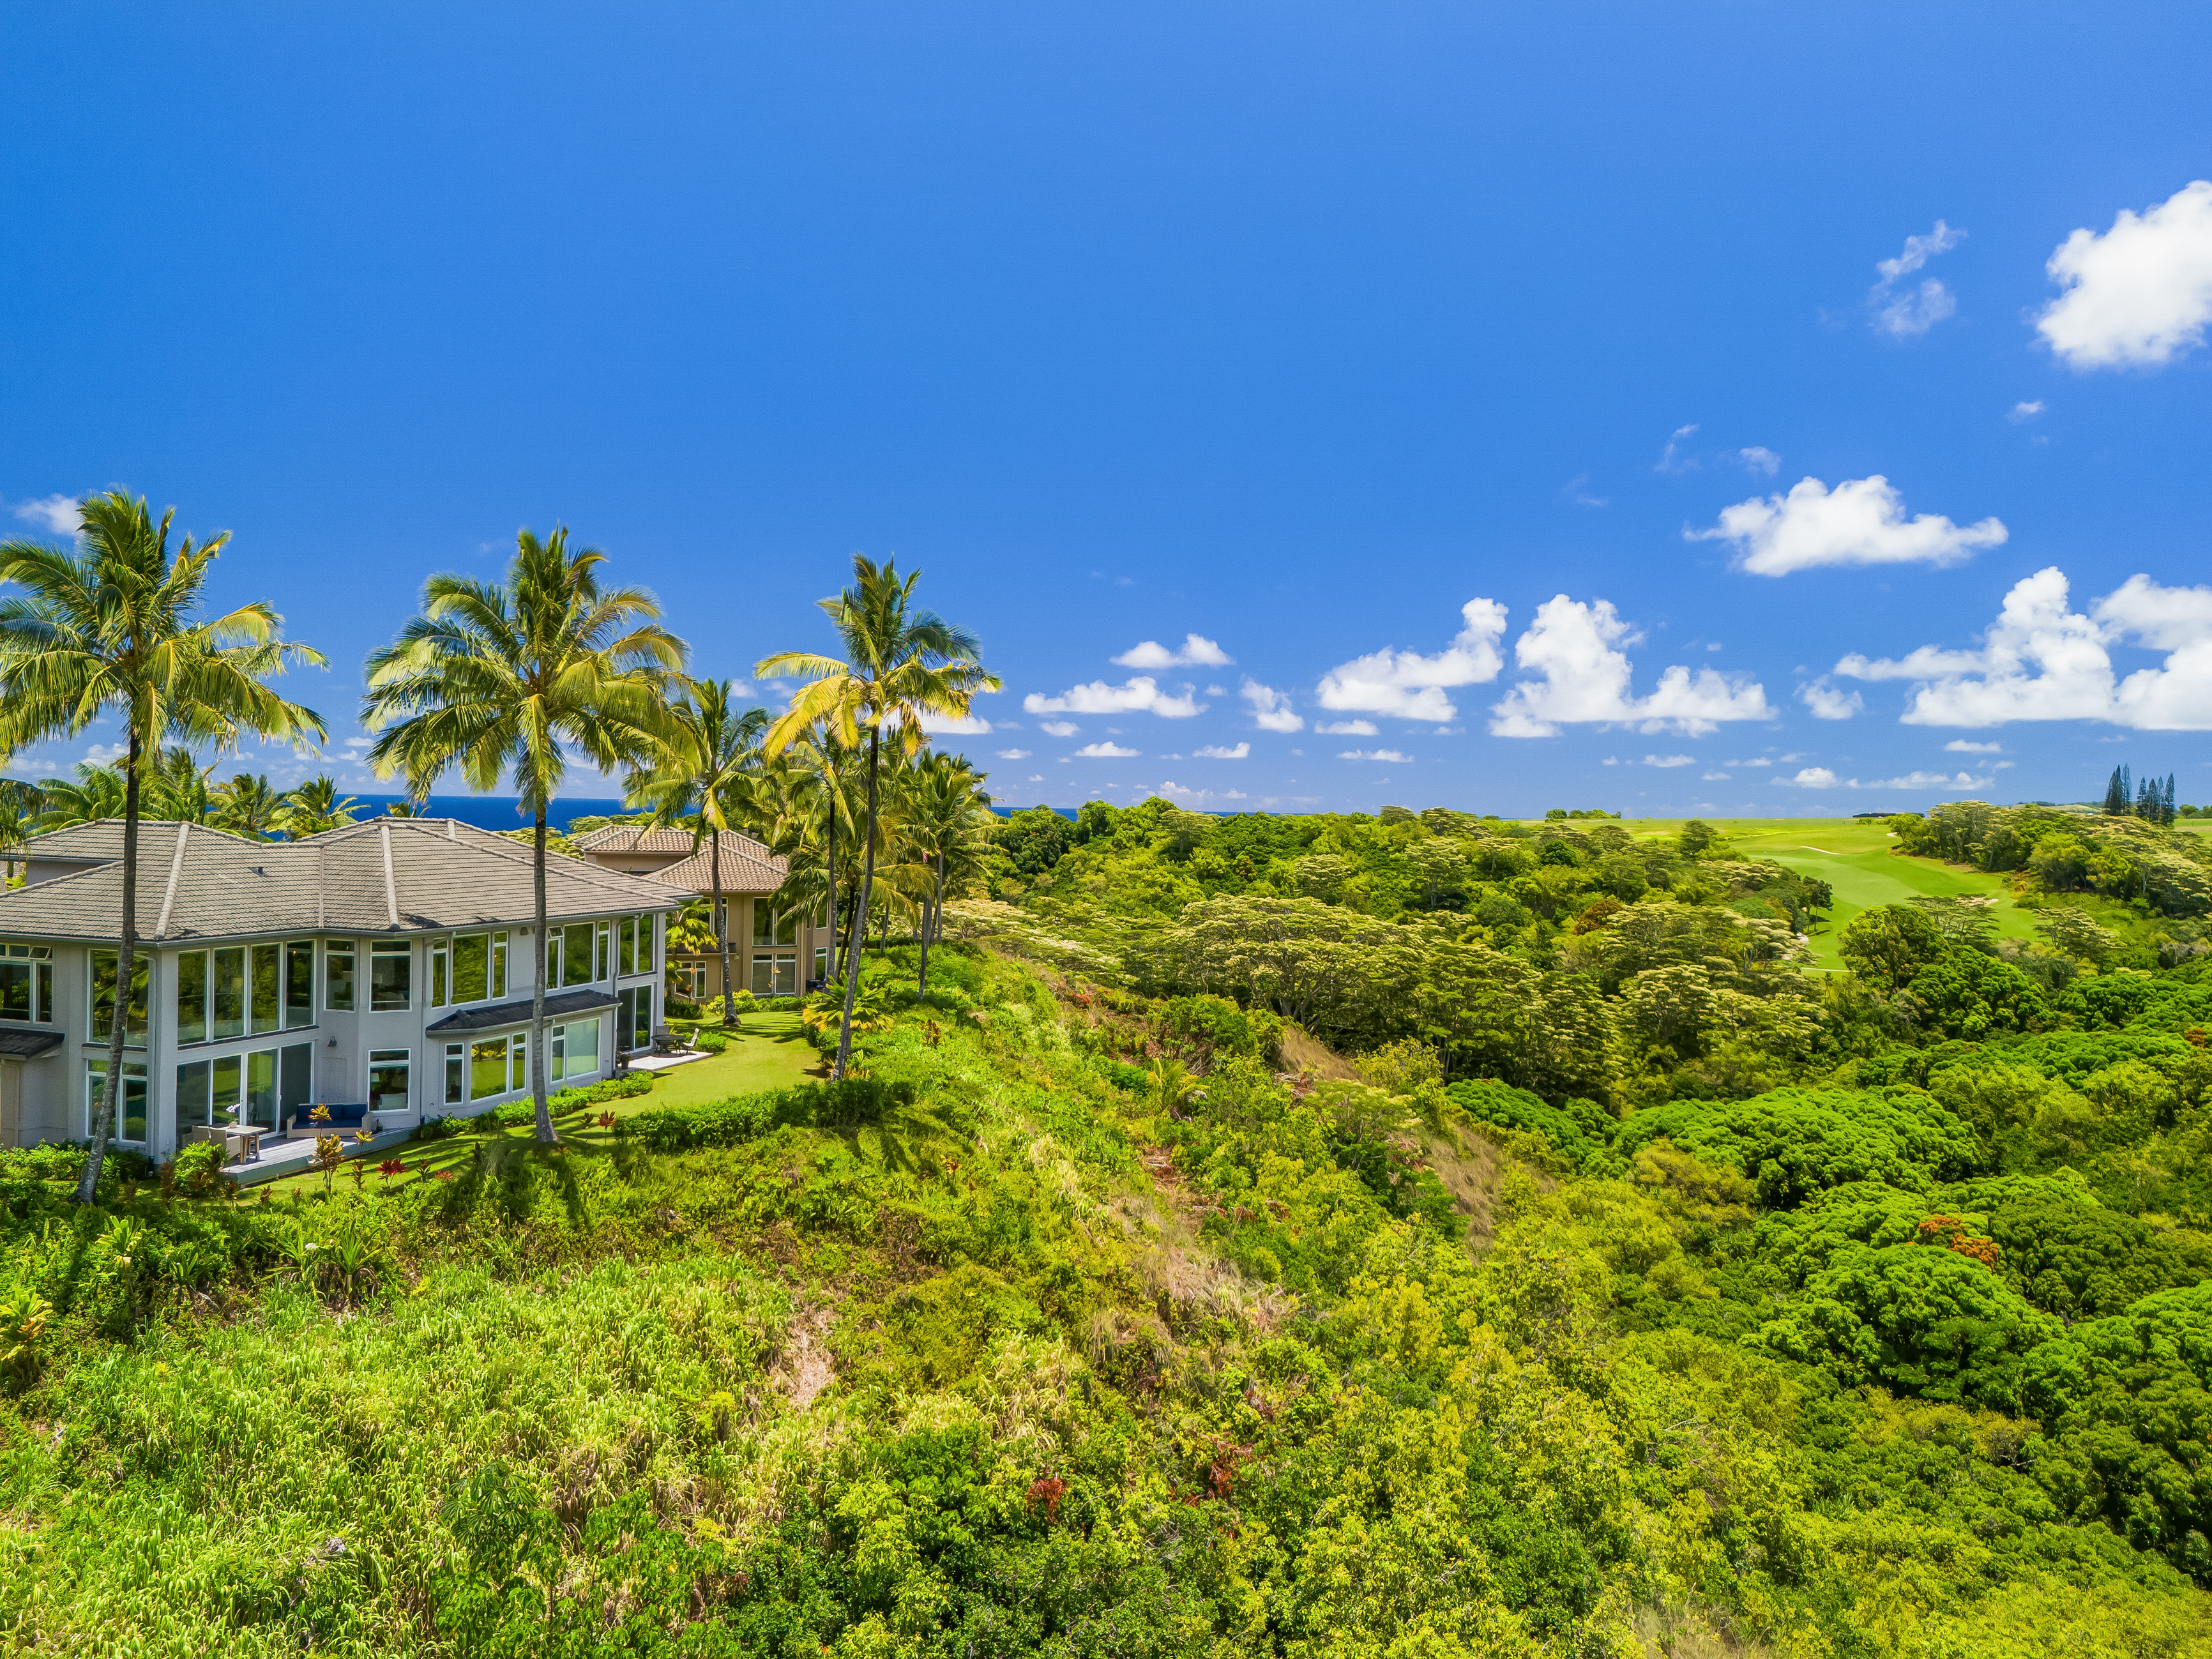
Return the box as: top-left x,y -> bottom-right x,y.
1835,567 -> 2212,729
1338,749 -> 1410,762
2037,180 -> 2212,369
1488,596 -> 1773,738
1643,754 -> 1695,768
1071,741 -> 1139,758
1024,677 -> 1202,718
1691,475 -> 2007,575
1702,771 -> 1731,782
1315,598 -> 1508,722
920,711 -> 993,736
9,494 -> 83,535
1799,679 -> 1863,720
2009,400 -> 2046,423
1314,719 -> 1377,736
1869,220 -> 1964,338
1946,739 -> 2003,754
1774,766 -> 1840,789
1159,781 -> 1248,808
1038,720 -> 1080,738
1776,766 -> 1989,791
1239,679 -> 1303,733
1112,633 -> 1232,669
1732,446 -> 1782,476
1194,742 -> 1250,759
996,748 -> 1032,760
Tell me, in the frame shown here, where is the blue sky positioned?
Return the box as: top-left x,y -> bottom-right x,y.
4,3 -> 2210,817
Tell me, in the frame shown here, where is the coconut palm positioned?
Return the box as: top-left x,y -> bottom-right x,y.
210,772 -> 283,838
0,489 -> 326,1203
902,752 -> 996,998
276,775 -> 362,837
757,556 -> 996,1079
361,526 -> 685,1143
625,678 -> 768,1024
31,762 -> 130,831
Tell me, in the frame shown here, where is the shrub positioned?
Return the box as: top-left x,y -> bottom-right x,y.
171,1141 -> 227,1198
1446,1079 -> 1611,1170
693,1029 -> 730,1054
666,995 -> 704,1020
613,1079 -> 913,1151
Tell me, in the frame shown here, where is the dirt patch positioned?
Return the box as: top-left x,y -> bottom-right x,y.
1421,1125 -> 1554,1254
1275,1024 -> 1364,1083
771,1304 -> 835,1411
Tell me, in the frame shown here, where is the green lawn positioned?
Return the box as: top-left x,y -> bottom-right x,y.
1612,815 -> 2035,971
251,1011 -> 821,1197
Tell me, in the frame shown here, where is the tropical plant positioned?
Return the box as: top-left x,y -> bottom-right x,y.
758,556 -> 996,1077
0,490 -> 325,1203
625,678 -> 768,1024
361,526 -> 685,1142
209,771 -> 282,838
276,774 -> 362,836
900,750 -> 995,999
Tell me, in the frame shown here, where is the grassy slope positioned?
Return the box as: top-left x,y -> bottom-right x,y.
1614,815 -> 2036,969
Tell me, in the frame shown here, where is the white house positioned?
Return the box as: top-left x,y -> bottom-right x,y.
0,816 -> 687,1159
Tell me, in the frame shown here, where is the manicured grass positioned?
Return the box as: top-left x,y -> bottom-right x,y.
250,1013 -> 822,1197
1616,815 -> 2036,971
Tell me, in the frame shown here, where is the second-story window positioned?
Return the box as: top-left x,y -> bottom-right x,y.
89,949 -> 149,1047
754,905 -> 798,947
326,941 -> 355,1011
285,940 -> 314,1028
370,940 -> 412,1011
548,921 -> 596,989
430,937 -> 450,1007
0,943 -> 54,1024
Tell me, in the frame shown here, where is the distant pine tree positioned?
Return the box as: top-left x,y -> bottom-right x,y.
2137,773 -> 2158,819
2104,764 -> 2132,815
2163,773 -> 2179,826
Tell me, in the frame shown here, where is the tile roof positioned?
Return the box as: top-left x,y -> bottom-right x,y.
0,819 -> 684,944
578,825 -> 789,895
425,987 -> 616,1035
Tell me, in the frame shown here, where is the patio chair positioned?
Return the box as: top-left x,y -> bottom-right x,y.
651,1024 -> 685,1055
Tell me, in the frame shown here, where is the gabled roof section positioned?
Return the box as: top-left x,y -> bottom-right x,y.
577,824 -> 789,895
0,817 -> 685,943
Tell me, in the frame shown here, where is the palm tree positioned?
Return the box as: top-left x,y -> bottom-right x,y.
0,489 -> 326,1204
276,775 -> 363,837
625,678 -> 768,1025
31,762 -> 130,831
757,556 -> 996,1079
146,745 -> 215,822
903,752 -> 995,999
362,527 -> 685,1143
210,772 -> 283,838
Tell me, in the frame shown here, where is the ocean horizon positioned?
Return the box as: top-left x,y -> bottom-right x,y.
352,796 -> 629,834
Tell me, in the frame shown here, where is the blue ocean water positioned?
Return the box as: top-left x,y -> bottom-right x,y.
353,796 -> 628,833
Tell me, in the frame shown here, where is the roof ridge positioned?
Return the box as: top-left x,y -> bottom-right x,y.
395,815 -> 696,904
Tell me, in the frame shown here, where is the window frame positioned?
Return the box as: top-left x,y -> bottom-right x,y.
325,940 -> 356,1011
0,943 -> 54,1025
368,940 -> 413,1012
88,948 -> 150,1048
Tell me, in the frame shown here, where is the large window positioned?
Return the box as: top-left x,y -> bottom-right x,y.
0,943 -> 54,1024
547,921 -> 598,989
750,953 -> 797,996
367,1049 -> 411,1114
179,1043 -> 310,1133
753,905 -> 799,947
450,932 -> 506,1004
370,941 -> 411,1011
551,1016 -> 600,1082
86,1058 -> 149,1143
176,941 -> 312,1047
89,949 -> 149,1047
469,1036 -> 511,1100
617,985 -> 652,1052
326,941 -> 355,1011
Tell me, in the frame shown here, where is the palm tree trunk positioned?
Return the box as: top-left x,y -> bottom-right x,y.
78,729 -> 142,1204
714,833 -> 737,1024
531,805 -> 554,1143
834,726 -> 880,1080
823,752 -> 838,982
918,850 -> 944,1001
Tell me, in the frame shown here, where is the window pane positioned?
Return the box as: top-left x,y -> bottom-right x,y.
280,1044 -> 312,1119
34,960 -> 51,1023
511,1033 -> 529,1091
87,1061 -> 149,1143
454,934 -> 487,1003
211,1055 -> 242,1122
563,1017 -> 598,1080
370,943 -> 411,1011
0,960 -> 29,1022
89,950 -> 149,1045
445,1044 -> 464,1105
285,942 -> 315,1028
750,954 -> 773,996
213,946 -> 246,1038
619,918 -> 635,976
250,943 -> 280,1034
470,1039 -> 508,1100
173,950 -> 207,1044
773,954 -> 796,996
325,944 -> 354,1011
430,942 -> 448,1008
175,1060 -> 212,1132
752,902 -> 771,945
563,922 -> 593,987
246,1050 -> 279,1130
596,923 -> 610,981
367,1053 -> 411,1115
490,935 -> 506,998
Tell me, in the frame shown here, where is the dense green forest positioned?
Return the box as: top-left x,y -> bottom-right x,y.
10,797 -> 2212,1655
